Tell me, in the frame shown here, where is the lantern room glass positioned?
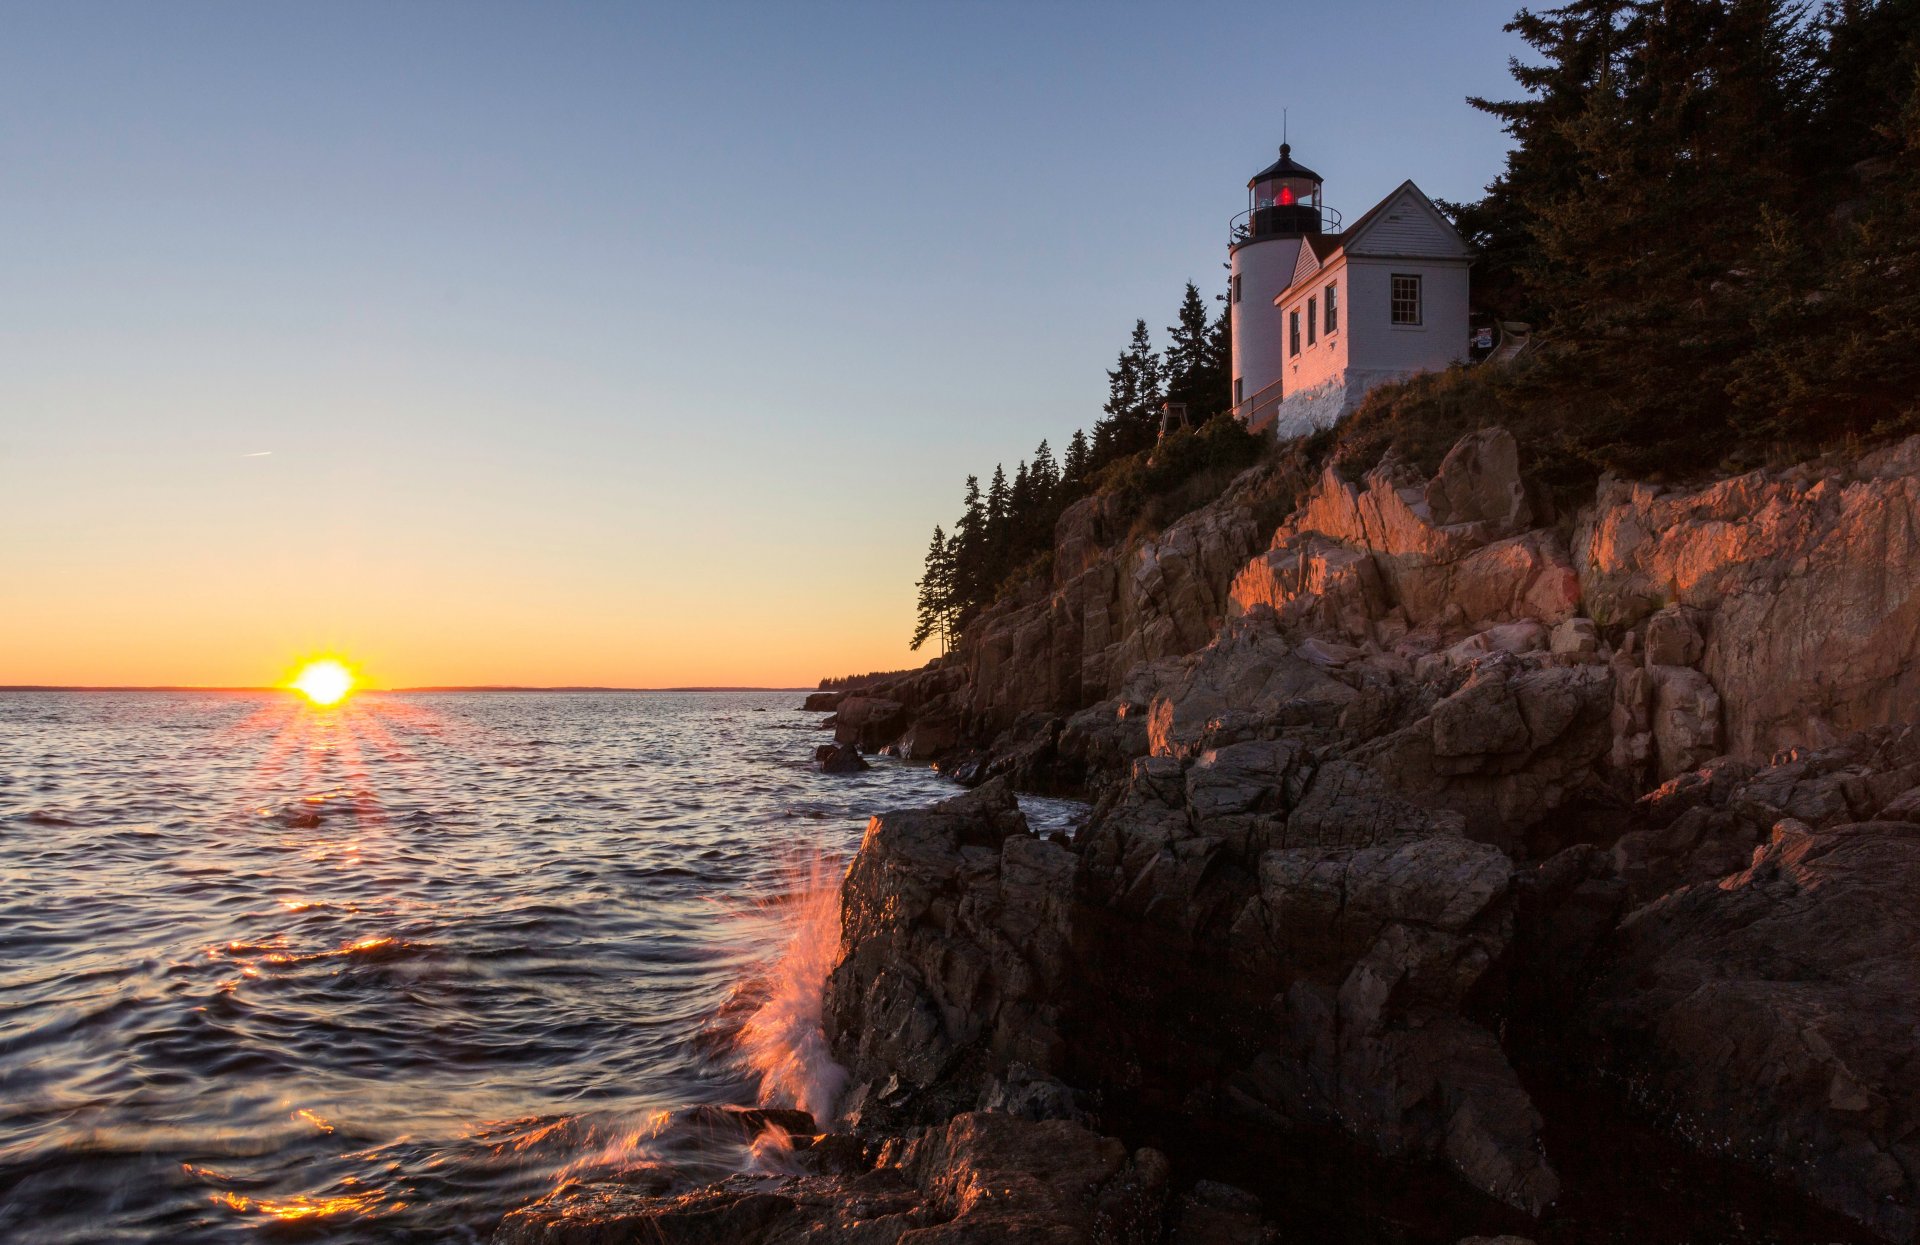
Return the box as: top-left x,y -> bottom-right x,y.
1252,176 -> 1320,213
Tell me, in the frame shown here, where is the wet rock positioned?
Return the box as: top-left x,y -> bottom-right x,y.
886,1112 -> 1168,1245
815,742 -> 871,774
832,696 -> 910,751
824,781 -> 1074,1120
494,1112 -> 1164,1245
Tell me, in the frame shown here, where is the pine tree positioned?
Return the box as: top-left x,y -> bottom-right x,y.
1092,319 -> 1165,463
1030,439 -> 1059,508
950,474 -> 988,629
1460,0 -> 1644,318
1009,460 -> 1034,539
1205,303 -> 1233,422
985,463 -> 1012,595
1062,429 -> 1091,487
909,526 -> 956,653
1163,282 -> 1215,424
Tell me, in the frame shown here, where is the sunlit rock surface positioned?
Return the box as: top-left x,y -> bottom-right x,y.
766,429 -> 1920,1243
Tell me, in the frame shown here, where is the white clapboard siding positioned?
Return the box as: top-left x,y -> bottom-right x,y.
1344,186 -> 1470,259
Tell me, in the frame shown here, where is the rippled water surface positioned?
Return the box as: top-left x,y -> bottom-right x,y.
0,691 -> 1082,1243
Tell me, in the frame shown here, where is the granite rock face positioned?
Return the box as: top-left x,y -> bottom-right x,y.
1578,437 -> 1920,759
1077,750 -> 1560,1216
1581,731 -> 1920,1242
824,781 -> 1075,1121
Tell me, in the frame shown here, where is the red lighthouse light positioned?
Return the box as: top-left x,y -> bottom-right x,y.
1278,186 -> 1295,205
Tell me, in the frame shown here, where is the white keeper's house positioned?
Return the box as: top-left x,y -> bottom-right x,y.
1228,144 -> 1473,437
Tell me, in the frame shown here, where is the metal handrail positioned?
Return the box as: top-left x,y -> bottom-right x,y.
1231,376 -> 1287,423
1229,204 -> 1343,246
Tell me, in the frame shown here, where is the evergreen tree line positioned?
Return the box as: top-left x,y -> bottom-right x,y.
911,283 -> 1233,652
1426,0 -> 1920,480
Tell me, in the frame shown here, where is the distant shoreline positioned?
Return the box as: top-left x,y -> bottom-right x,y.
0,685 -> 810,694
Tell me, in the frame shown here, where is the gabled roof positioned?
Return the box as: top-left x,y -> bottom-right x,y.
1272,180 -> 1470,305
1290,239 -> 1324,287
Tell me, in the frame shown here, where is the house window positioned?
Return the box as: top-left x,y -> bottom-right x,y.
1233,377 -> 1243,404
1307,297 -> 1317,346
1390,274 -> 1423,325
1325,282 -> 1337,334
1232,274 -> 1242,304
1288,310 -> 1300,357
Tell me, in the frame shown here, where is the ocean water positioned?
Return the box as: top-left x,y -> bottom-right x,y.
0,690 -> 1083,1244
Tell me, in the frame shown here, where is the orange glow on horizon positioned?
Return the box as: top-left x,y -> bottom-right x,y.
290,659 -> 356,706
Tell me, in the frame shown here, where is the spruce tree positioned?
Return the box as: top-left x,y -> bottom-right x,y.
985,464 -> 1012,595
1009,460 -> 1034,542
1063,429 -> 1091,487
1093,319 -> 1165,463
1163,282 -> 1215,423
1204,303 -> 1233,422
909,526 -> 955,653
951,474 -> 988,628
1029,439 -> 1059,508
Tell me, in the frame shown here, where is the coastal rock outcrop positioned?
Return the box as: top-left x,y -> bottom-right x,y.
1076,749 -> 1560,1216
1578,436 -> 1920,759
824,781 -> 1075,1124
1578,731 -> 1920,1241
775,428 -> 1920,1243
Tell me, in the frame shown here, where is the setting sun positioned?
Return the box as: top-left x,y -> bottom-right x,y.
290,660 -> 355,707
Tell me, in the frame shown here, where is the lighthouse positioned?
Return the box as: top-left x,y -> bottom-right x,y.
1228,144 -> 1331,432
1227,143 -> 1475,438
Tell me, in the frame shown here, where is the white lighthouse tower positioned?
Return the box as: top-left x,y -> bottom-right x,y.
1228,144 -> 1333,433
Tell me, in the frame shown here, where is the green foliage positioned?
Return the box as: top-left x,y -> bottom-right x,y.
1385,0 -> 1920,487
1092,319 -> 1166,461
910,525 -> 957,653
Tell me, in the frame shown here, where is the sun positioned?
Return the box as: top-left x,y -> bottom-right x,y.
290,659 -> 356,707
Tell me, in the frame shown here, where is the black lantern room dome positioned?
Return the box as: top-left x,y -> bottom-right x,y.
1245,143 -> 1325,239
1248,143 -> 1323,187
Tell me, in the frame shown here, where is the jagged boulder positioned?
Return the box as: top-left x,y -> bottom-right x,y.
1352,655 -> 1614,847
1075,749 -> 1560,1216
1426,429 -> 1533,532
824,781 -> 1075,1120
1143,621 -> 1361,760
833,696 -> 911,751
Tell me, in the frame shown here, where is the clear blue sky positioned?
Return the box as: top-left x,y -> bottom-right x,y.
0,1 -> 1529,687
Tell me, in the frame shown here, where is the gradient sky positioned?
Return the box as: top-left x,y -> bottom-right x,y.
0,2 -> 1529,689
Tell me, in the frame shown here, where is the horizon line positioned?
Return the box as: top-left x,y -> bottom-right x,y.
0,684 -> 815,694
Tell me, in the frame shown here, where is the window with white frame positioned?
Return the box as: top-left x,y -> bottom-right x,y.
1288,310 -> 1300,357
1390,274 -> 1422,325
1324,282 -> 1337,334
1307,297 -> 1317,346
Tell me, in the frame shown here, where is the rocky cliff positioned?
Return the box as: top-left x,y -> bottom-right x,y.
509,430 -> 1920,1244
